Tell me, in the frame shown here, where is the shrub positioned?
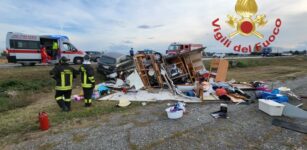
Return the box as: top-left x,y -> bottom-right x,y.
237,61 -> 248,68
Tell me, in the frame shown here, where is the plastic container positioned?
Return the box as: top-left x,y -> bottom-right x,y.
258,99 -> 285,116
165,107 -> 183,119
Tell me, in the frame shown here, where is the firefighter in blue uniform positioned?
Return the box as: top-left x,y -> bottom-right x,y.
50,56 -> 78,111
79,55 -> 95,107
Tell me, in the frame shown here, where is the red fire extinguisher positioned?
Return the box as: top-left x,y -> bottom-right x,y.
39,112 -> 49,131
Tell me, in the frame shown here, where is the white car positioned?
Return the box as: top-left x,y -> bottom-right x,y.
213,53 -> 226,58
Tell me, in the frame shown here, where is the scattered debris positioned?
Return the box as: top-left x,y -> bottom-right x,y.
258,99 -> 285,116
126,70 -> 144,90
208,59 -> 229,82
165,102 -> 186,119
117,99 -> 131,107
93,47 -> 306,129
99,89 -> 201,103
282,102 -> 307,119
259,89 -> 289,103
211,103 -> 228,119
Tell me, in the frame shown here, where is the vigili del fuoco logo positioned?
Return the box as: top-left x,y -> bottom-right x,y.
212,0 -> 282,53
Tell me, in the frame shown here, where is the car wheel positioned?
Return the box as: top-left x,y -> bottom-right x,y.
74,57 -> 83,64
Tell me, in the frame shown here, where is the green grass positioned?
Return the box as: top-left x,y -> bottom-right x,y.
0,79 -> 54,92
204,57 -> 307,81
0,79 -> 54,112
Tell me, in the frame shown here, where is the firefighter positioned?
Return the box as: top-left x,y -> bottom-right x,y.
79,55 -> 95,107
52,41 -> 59,60
50,56 -> 78,112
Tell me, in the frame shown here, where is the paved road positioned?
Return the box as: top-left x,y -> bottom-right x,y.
0,63 -> 21,68
8,77 -> 307,150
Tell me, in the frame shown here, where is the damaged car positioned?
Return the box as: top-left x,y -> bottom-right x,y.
97,52 -> 135,79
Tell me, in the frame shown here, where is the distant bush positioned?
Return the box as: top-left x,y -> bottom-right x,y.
237,61 -> 248,68
0,51 -> 6,57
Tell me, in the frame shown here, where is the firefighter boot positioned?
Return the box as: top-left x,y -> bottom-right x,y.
84,99 -> 92,107
64,101 -> 71,112
57,100 -> 68,111
88,99 -> 92,107
84,99 -> 89,107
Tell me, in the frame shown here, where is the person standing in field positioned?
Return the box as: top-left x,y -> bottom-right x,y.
79,55 -> 95,107
50,56 -> 78,112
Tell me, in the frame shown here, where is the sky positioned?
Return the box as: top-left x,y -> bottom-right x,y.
0,0 -> 307,53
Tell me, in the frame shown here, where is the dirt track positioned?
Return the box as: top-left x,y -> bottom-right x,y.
6,77 -> 307,150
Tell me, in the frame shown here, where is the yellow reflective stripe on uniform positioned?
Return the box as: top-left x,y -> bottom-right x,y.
89,76 -> 95,82
82,84 -> 92,88
81,66 -> 88,86
64,98 -> 71,102
55,86 -> 72,90
88,99 -> 92,103
57,70 -> 73,90
56,96 -> 63,100
83,72 -> 87,84
70,73 -> 73,88
61,72 -> 65,87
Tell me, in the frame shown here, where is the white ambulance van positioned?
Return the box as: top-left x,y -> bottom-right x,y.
6,32 -> 85,66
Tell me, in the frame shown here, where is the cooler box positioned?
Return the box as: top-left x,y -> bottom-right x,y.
259,99 -> 285,116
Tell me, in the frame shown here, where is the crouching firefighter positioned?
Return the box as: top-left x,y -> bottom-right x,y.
50,56 -> 78,112
80,55 -> 95,107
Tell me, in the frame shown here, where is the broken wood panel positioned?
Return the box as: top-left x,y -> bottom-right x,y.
134,54 -> 151,89
209,59 -> 229,82
215,60 -> 229,82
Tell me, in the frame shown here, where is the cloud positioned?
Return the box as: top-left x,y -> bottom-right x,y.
108,44 -> 131,52
137,24 -> 164,29
123,40 -> 133,44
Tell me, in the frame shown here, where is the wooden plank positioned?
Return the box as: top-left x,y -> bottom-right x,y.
215,60 -> 229,82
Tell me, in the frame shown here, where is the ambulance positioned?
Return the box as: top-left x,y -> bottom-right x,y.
6,32 -> 85,66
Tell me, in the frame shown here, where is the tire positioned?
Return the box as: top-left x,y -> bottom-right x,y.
73,57 -> 83,64
30,63 -> 36,66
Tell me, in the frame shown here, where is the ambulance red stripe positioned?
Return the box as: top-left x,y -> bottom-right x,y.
7,49 -> 40,54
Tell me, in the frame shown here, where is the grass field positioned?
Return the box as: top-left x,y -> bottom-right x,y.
225,57 -> 307,81
0,56 -> 307,146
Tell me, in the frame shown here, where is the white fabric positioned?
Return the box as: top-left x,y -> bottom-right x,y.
83,60 -> 91,64
126,70 -> 144,90
99,90 -> 201,103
